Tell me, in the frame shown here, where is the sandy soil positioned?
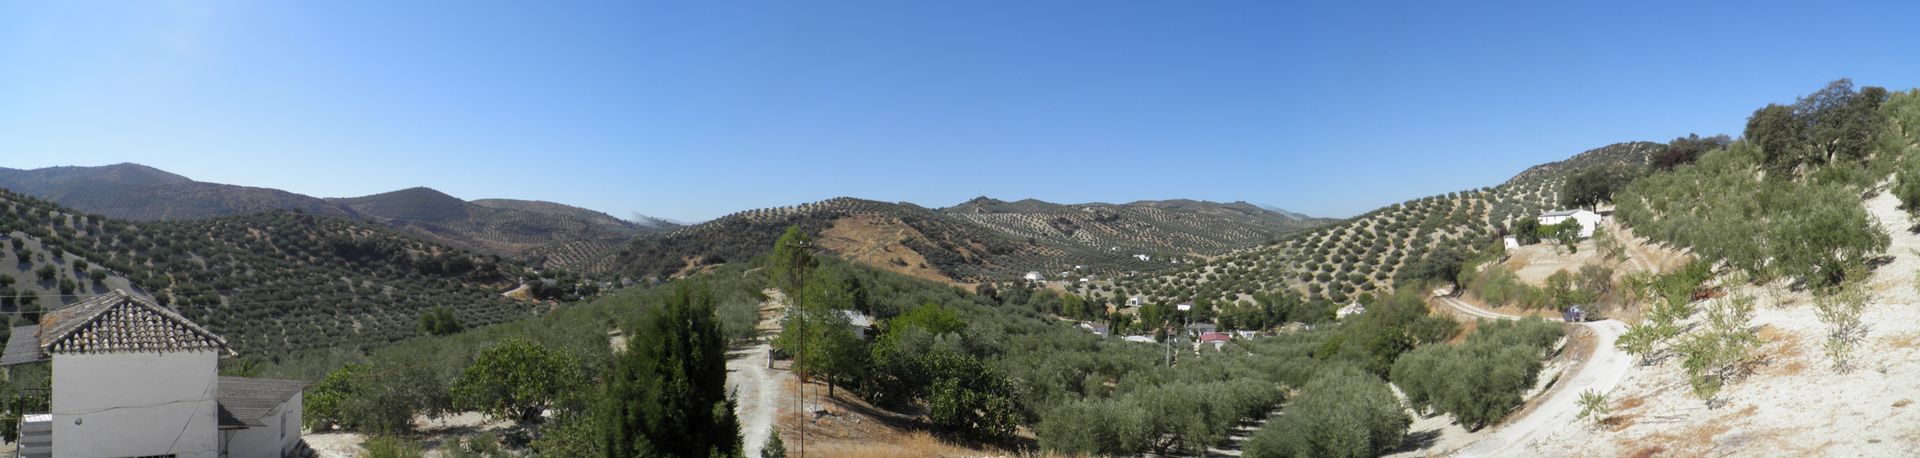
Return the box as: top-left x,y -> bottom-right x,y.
1524,189 -> 1920,457
304,412 -> 515,457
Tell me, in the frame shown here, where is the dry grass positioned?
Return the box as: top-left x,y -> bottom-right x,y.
808,430 -> 1002,458
817,214 -> 957,284
1895,399 -> 1913,408
1625,445 -> 1666,458
1881,332 -> 1920,349
1756,325 -> 1808,376
1614,394 -> 1646,411
1601,413 -> 1638,432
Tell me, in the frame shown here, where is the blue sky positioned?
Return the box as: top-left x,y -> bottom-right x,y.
3,1 -> 1918,222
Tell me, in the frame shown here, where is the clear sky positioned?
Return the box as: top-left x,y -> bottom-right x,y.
3,1 -> 1918,222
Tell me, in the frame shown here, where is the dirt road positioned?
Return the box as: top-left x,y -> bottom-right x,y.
726,289 -> 788,458
1436,296 -> 1633,457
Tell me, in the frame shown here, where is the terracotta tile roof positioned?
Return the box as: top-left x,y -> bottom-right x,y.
37,289 -> 233,356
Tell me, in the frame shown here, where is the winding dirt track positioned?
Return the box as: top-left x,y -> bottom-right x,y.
1436,296 -> 1632,457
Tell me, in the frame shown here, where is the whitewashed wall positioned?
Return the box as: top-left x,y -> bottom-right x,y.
222,391 -> 303,458
52,351 -> 220,458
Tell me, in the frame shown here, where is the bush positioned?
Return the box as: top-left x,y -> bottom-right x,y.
1245,368 -> 1408,458
363,436 -> 424,458
449,337 -> 583,423
1390,318 -> 1561,428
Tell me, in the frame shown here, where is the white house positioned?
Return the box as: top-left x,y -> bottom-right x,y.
1022,271 -> 1046,282
2,290 -> 306,458
1502,235 -> 1520,250
1537,209 -> 1602,238
1134,254 -> 1151,262
1336,302 -> 1367,320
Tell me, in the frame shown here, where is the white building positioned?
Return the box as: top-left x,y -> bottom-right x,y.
1134,254 -> 1151,262
1336,302 -> 1367,320
1537,209 -> 1602,238
2,290 -> 306,458
1022,271 -> 1046,282
1502,235 -> 1520,250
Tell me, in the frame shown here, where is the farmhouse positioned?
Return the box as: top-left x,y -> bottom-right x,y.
1022,271 -> 1046,282
1,290 -> 306,458
1537,209 -> 1602,238
1198,332 -> 1231,350
1336,302 -> 1367,320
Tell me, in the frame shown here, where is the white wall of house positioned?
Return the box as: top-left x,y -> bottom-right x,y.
1539,210 -> 1602,238
223,392 -> 304,458
52,351 -> 220,458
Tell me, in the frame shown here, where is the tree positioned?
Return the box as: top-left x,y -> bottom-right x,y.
1560,165 -> 1639,209
602,284 -> 742,457
1747,103 -> 1808,178
1813,280 -> 1868,373
34,264 -> 55,282
761,431 -> 786,458
1895,165 -> 1920,227
1246,368 -> 1408,458
1653,134 -> 1730,171
417,306 -> 464,336
923,352 -> 1023,440
450,337 -> 583,423
1513,217 -> 1541,245
1676,293 -> 1759,404
768,226 -> 817,301
774,269 -> 866,397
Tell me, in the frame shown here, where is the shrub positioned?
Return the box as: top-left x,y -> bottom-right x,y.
449,337 -> 583,423
1245,369 -> 1407,458
1390,318 -> 1561,428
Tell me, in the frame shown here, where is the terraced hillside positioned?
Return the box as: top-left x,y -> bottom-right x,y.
0,188 -> 544,359
943,197 -> 1328,256
612,196 -> 1327,283
1111,141 -> 1659,306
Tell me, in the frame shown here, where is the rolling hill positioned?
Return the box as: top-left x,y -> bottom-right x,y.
1107,141 -> 1660,306
0,163 -> 359,220
609,196 -> 1329,283
0,164 -> 677,270
0,188 -> 548,359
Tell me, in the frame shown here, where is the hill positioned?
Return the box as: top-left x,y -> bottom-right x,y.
0,163 -> 358,220
1109,141 -> 1661,306
0,188 -> 553,360
327,188 -> 660,270
0,164 -> 673,270
610,196 -> 1330,283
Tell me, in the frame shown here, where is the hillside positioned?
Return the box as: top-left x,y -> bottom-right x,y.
1110,141 -> 1660,306
0,164 -> 671,270
610,197 -> 1328,283
0,163 -> 359,220
0,188 -> 546,360
326,187 -> 659,270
